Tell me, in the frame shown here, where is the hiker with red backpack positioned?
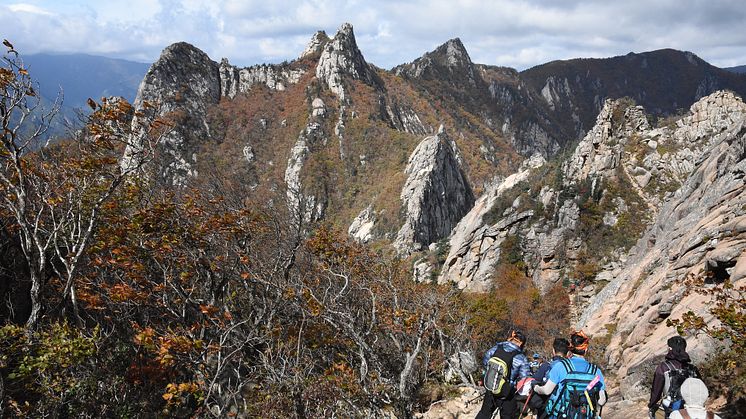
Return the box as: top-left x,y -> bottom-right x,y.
532,331 -> 607,418
476,330 -> 532,419
648,336 -> 701,419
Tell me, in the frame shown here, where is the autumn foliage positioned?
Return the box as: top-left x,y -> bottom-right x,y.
0,46 -> 573,417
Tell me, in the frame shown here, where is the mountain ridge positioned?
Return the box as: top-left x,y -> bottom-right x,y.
113,24 -> 746,415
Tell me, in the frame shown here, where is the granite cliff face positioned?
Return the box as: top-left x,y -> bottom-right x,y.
394,126 -> 475,254
436,91 -> 745,304
577,91 -> 746,401
437,154 -> 544,290
128,42 -> 221,182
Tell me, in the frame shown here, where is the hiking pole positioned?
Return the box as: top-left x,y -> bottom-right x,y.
465,392 -> 484,406
519,389 -> 533,418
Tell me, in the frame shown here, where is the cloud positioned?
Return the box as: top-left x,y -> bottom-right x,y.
1,0 -> 745,70
7,3 -> 54,16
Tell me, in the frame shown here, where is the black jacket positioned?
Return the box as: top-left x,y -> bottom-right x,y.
648,350 -> 697,409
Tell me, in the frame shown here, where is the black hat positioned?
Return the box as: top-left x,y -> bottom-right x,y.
667,336 -> 687,353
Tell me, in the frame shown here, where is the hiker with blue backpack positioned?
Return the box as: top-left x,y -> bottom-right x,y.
648,336 -> 700,419
532,331 -> 607,418
476,329 -> 532,419
528,337 -> 571,418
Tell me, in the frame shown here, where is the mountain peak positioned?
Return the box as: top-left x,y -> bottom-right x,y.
393,37 -> 476,84
300,30 -> 330,59
436,38 -> 472,68
315,23 -> 379,100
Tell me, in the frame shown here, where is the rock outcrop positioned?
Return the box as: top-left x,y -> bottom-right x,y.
394,38 -> 478,87
127,42 -> 221,183
219,59 -> 304,99
300,31 -> 330,59
348,205 -> 376,243
578,91 -> 746,401
394,126 -> 475,254
316,23 -> 380,101
438,154 -> 545,291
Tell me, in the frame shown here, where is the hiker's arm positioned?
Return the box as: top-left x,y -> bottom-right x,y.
514,354 -> 531,381
648,364 -> 664,408
532,379 -> 556,395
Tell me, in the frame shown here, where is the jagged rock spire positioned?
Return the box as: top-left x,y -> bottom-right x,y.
300,30 -> 330,59
394,126 -> 475,254
315,23 -> 380,100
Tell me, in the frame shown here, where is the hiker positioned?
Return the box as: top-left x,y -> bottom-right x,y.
476,329 -> 531,419
532,331 -> 606,419
648,336 -> 700,419
668,378 -> 721,419
529,338 -> 570,419
530,353 -> 541,373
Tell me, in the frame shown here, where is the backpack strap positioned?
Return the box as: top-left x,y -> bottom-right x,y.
679,409 -> 691,419
586,362 -> 599,376
559,357 -> 574,374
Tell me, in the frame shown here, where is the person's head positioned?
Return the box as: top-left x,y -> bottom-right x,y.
569,330 -> 590,356
680,378 -> 709,408
507,329 -> 526,349
667,336 -> 687,355
553,337 -> 570,357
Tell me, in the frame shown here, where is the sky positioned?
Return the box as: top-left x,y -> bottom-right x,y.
2,0 -> 746,70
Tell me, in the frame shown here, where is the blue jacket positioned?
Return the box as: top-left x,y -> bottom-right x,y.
482,341 -> 531,385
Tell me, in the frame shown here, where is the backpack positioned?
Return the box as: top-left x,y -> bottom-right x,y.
663,361 -> 700,410
483,346 -> 517,398
545,358 -> 602,419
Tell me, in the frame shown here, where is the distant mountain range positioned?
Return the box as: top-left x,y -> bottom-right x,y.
21,53 -> 150,137
725,64 -> 746,74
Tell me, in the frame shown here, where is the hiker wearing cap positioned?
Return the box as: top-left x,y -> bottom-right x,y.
668,378 -> 722,419
533,331 -> 606,418
476,330 -> 531,419
648,336 -> 700,419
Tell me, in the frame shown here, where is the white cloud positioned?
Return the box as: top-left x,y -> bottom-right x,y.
7,3 -> 54,16
1,0 -> 745,69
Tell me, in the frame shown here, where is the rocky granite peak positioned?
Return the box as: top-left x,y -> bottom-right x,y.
562,98 -> 650,185
393,38 -> 477,86
315,23 -> 380,101
128,42 -> 221,183
300,31 -> 330,59
394,126 -> 475,254
440,38 -> 472,68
